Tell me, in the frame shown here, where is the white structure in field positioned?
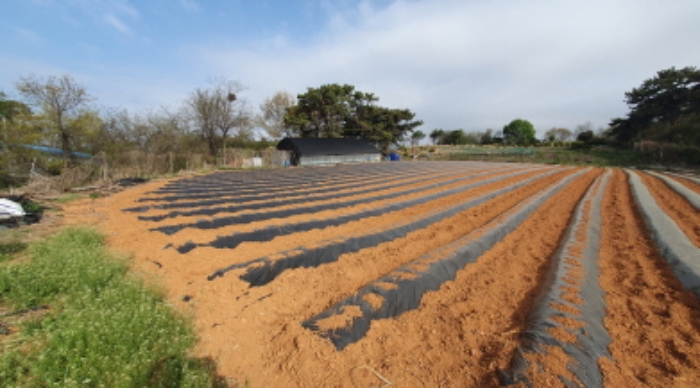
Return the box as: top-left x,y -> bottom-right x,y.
276,137 -> 382,166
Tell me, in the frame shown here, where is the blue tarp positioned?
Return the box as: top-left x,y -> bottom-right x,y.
1,143 -> 92,159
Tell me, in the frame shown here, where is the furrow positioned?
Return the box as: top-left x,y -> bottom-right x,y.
301,169 -> 589,351
129,163 -> 466,209
626,170 -> 700,298
142,166 -> 396,197
137,165 -> 510,221
638,172 -> 700,247
175,166 -> 532,253
597,169 -> 700,386
666,171 -> 700,189
153,165 -> 549,235
143,162 -> 466,198
207,167 -> 569,286
498,170 -> 611,387
645,171 -> 700,209
158,168 -> 550,247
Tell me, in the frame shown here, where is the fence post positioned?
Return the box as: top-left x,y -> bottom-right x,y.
169,152 -> 174,175
101,152 -> 108,181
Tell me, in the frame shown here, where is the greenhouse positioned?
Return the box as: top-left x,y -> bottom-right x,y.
277,137 -> 382,166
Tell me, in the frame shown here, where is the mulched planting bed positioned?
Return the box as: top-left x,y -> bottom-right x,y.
62,161 -> 700,387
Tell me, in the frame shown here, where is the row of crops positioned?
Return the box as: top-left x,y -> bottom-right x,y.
116,161 -> 700,387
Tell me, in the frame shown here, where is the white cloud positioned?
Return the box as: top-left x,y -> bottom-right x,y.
8,0 -> 699,138
113,1 -> 140,20
104,14 -> 131,35
179,0 -> 201,13
190,0 -> 700,134
14,27 -> 44,45
100,0 -> 140,35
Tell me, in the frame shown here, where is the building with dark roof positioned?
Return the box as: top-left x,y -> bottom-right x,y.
276,137 -> 381,166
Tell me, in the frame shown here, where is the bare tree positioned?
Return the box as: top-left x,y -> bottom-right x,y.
480,129 -> 493,145
100,108 -> 189,155
146,109 -> 189,154
15,74 -> 94,165
257,90 -> 296,138
185,78 -> 248,159
544,127 -> 573,146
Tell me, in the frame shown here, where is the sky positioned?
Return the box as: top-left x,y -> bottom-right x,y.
2,0 -> 700,138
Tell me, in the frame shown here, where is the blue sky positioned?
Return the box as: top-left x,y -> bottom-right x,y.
2,0 -> 700,137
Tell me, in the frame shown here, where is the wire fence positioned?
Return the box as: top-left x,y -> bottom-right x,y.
3,148 -> 291,195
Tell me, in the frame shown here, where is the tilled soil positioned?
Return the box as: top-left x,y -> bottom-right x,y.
667,174 -> 700,195
639,172 -> 700,247
598,170 -> 700,387
61,162 -> 700,387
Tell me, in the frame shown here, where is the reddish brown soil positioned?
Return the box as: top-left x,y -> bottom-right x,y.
150,165 -> 528,238
353,168 -> 600,387
60,163 -> 700,387
598,170 -> 700,387
639,172 -> 700,247
667,174 -> 700,195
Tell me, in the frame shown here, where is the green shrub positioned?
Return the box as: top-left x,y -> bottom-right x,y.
570,141 -> 592,150
45,159 -> 64,176
21,200 -> 43,214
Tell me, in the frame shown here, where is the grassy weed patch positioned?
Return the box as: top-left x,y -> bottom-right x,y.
0,241 -> 28,262
0,228 -> 226,387
54,193 -> 83,203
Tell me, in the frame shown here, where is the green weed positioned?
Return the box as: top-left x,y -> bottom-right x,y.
441,147 -> 655,167
0,228 -> 226,387
21,200 -> 44,214
55,193 -> 83,203
0,241 -> 28,262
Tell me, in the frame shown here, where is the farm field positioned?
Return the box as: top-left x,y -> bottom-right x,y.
62,161 -> 700,387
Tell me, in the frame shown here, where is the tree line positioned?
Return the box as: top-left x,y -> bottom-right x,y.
1,65 -> 696,184
0,75 -> 257,173
0,76 -> 424,181
426,120 -> 602,147
425,66 -> 699,150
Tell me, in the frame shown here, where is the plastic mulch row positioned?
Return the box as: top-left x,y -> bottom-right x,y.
155,166 -> 547,236
138,165 -> 507,221
645,171 -> 700,209
144,162 -> 472,196
301,169 -> 589,351
627,170 -> 700,299
498,170 -> 612,387
125,163 -> 474,212
207,167 -> 570,287
177,166 -> 537,253
134,162 -> 461,204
